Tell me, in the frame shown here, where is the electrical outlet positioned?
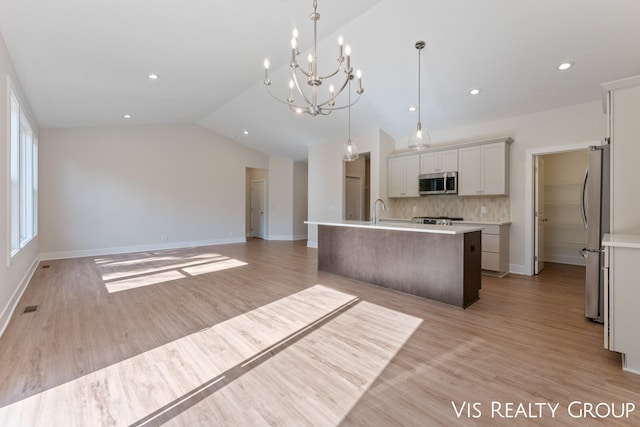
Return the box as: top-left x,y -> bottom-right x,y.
480,206 -> 487,215
412,205 -> 417,213
161,235 -> 168,241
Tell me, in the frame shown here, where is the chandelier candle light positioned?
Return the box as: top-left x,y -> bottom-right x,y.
408,40 -> 430,150
263,0 -> 364,116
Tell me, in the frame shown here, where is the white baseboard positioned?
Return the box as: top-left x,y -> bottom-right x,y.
307,240 -> 318,249
292,234 -> 307,241
508,263 -> 528,275
266,234 -> 303,241
39,237 -> 247,261
544,255 -> 586,266
0,256 -> 40,338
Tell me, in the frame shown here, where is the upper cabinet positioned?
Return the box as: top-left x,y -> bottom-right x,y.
420,149 -> 458,174
458,140 -> 511,196
388,155 -> 420,198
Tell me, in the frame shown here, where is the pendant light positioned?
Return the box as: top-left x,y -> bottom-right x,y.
343,76 -> 359,162
408,40 -> 430,150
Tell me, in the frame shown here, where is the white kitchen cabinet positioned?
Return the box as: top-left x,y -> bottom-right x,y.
458,141 -> 510,196
601,75 -> 640,374
603,235 -> 640,374
458,222 -> 510,276
420,149 -> 458,174
388,155 -> 420,198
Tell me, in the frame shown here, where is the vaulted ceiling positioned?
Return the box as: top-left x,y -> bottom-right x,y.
2,0 -> 639,160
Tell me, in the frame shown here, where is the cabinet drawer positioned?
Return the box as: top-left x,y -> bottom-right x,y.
482,251 -> 500,271
482,225 -> 500,235
482,233 -> 500,252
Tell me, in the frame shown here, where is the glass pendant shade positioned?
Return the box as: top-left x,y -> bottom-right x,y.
408,123 -> 431,150
343,139 -> 359,162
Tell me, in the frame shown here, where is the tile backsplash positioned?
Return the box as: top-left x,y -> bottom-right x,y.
387,195 -> 510,222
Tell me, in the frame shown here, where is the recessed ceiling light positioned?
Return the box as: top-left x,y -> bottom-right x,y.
557,62 -> 573,71
408,106 -> 417,112
123,114 -> 132,119
469,88 -> 481,95
147,74 -> 159,79
243,130 -> 249,135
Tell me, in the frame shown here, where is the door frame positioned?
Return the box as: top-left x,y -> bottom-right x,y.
345,175 -> 363,220
524,141 -> 596,275
534,156 -> 545,274
250,179 -> 267,239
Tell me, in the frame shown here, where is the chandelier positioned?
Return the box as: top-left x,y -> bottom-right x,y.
263,0 -> 363,116
408,40 -> 430,150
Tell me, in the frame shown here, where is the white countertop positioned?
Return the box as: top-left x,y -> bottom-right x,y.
305,220 -> 483,235
379,218 -> 511,226
603,233 -> 640,249
454,220 -> 512,226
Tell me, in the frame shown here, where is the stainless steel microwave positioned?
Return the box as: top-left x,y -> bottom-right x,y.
419,172 -> 458,195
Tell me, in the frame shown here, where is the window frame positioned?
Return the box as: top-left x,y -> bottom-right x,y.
7,76 -> 38,265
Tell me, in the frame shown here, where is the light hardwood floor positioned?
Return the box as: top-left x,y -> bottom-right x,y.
1,239 -> 639,426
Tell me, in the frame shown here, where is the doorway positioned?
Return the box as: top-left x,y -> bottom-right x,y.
345,176 -> 362,220
344,152 -> 371,221
251,180 -> 266,239
532,149 -> 589,274
246,168 -> 267,239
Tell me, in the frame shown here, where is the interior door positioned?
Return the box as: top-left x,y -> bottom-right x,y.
345,176 -> 362,220
251,180 -> 266,239
534,156 -> 546,274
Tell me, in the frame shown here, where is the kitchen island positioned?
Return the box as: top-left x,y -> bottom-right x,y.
305,220 -> 483,308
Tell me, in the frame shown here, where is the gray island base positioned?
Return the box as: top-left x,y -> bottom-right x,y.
310,221 -> 482,308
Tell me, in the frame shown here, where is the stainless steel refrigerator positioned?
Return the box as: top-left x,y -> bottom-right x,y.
580,143 -> 610,323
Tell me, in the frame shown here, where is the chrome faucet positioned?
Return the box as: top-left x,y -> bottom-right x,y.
372,198 -> 386,224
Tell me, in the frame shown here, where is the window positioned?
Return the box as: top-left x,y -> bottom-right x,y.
8,81 -> 38,262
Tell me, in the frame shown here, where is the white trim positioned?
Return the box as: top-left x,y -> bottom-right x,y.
266,234 -> 303,241
524,141 -> 597,275
508,263 -> 527,275
39,237 -> 246,261
0,255 -> 40,338
307,240 -> 318,249
6,76 -> 14,267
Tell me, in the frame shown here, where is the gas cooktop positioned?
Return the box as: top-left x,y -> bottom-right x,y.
412,216 -> 464,225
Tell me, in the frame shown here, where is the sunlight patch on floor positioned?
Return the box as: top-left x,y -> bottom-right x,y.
97,252 -> 248,293
0,285 -> 422,426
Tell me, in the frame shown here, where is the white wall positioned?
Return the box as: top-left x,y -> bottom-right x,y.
266,157 -> 308,241
0,34 -> 40,336
293,161 -> 308,239
307,129 -> 395,247
39,125 -> 268,259
267,157 -> 294,240
395,101 -> 606,273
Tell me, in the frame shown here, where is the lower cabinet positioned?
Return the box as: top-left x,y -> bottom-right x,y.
459,222 -> 510,276
603,236 -> 640,374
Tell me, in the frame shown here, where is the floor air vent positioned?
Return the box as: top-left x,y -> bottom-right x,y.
42,265 -> 50,269
23,305 -> 38,314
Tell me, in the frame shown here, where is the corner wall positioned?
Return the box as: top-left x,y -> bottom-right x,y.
266,157 -> 308,241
